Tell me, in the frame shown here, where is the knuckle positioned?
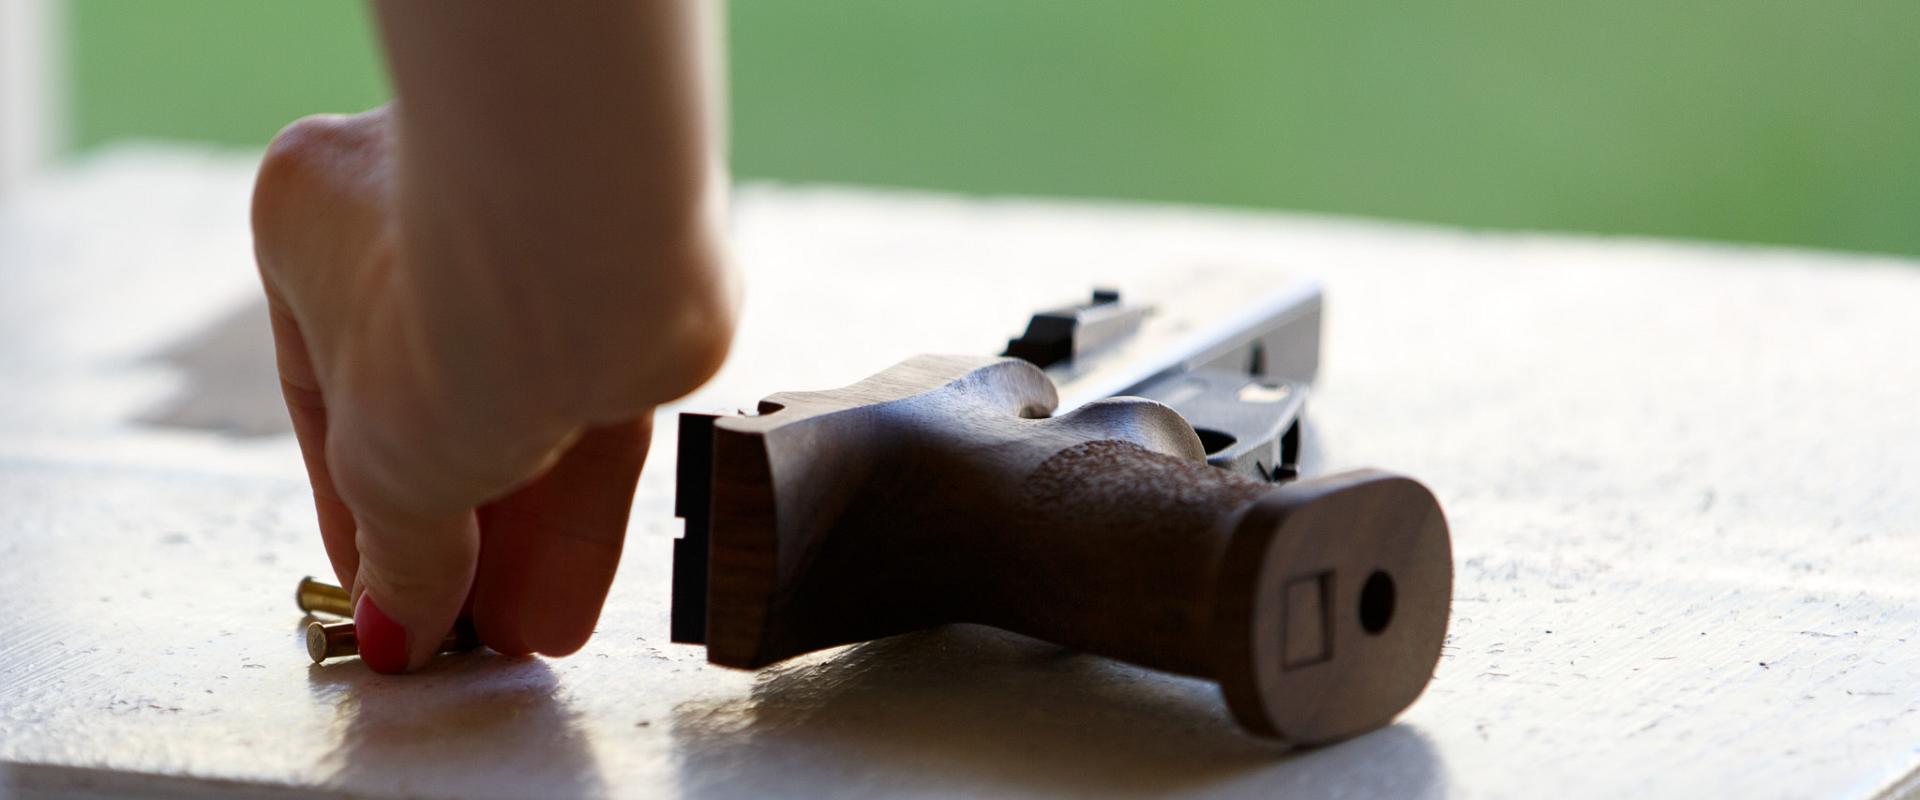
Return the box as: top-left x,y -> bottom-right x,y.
256,116 -> 349,197
251,111 -> 385,241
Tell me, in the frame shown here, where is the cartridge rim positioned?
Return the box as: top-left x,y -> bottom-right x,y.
305,621 -> 329,664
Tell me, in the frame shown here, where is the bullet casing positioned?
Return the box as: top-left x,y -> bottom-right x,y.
296,577 -> 483,664
306,619 -> 357,662
305,619 -> 483,664
295,576 -> 354,618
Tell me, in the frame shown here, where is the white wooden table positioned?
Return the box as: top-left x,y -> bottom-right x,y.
3,148 -> 1918,799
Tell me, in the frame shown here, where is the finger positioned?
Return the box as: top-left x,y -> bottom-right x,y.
254,110 -> 393,588
348,509 -> 481,673
254,106 -> 494,673
262,296 -> 359,588
471,417 -> 651,657
321,301 -> 496,674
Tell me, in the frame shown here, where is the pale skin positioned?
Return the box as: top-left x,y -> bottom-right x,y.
252,1 -> 737,671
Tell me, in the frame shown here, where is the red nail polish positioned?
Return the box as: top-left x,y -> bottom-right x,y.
354,593 -> 410,674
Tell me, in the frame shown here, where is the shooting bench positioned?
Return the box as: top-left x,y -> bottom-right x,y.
2,149 -> 1918,798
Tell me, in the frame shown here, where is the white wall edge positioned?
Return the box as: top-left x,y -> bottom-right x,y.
1,0 -> 68,197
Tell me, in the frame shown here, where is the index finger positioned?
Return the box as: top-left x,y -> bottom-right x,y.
265,297 -> 360,589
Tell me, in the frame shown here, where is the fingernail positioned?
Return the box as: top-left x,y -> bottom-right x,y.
354,593 -> 410,674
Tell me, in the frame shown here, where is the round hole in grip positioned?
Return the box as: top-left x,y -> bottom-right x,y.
1359,570 -> 1395,635
1193,427 -> 1236,456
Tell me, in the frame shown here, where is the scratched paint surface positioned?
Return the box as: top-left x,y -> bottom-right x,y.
2,148 -> 1918,799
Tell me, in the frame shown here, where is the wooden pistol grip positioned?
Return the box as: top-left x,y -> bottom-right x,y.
701,354 -> 1452,744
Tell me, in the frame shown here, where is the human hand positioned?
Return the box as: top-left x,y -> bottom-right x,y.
252,105 -> 734,672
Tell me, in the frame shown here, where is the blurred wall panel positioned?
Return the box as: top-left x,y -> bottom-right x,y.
2,0 -> 65,195
64,0 -> 1920,257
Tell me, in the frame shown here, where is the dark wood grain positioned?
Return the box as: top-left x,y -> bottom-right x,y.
694,354 -> 1451,744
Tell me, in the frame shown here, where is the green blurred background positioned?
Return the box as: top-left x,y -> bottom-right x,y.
67,0 -> 1920,256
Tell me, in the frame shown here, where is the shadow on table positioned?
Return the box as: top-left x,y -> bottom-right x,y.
669,625 -> 1444,798
137,298 -> 288,437
307,652 -> 606,799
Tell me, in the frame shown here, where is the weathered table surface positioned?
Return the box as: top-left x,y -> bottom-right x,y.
3,148 -> 1918,799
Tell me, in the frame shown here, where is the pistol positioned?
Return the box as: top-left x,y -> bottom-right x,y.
671,276 -> 1452,745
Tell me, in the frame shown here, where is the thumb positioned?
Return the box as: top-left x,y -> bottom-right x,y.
329,380 -> 480,673
317,303 -> 524,674
321,311 -> 576,672
346,506 -> 480,673
321,347 -> 517,674
328,390 -> 496,673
